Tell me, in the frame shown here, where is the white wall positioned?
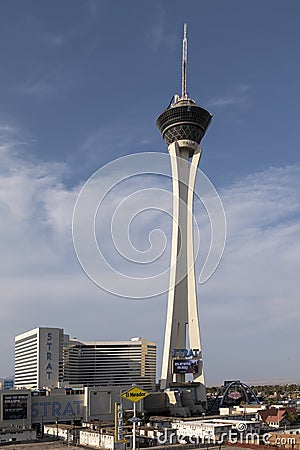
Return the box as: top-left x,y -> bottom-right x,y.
80,430 -> 114,449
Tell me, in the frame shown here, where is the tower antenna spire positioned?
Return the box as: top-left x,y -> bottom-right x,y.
182,23 -> 188,99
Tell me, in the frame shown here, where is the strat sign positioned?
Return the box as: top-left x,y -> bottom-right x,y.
46,332 -> 53,380
31,397 -> 83,421
172,348 -> 199,358
39,328 -> 60,387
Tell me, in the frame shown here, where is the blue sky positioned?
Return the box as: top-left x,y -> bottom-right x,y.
0,0 -> 300,385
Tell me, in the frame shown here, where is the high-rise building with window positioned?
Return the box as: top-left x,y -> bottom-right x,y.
63,337 -> 156,391
15,327 -> 64,389
14,328 -> 156,392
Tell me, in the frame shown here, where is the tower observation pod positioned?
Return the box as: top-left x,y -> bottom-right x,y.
157,24 -> 212,405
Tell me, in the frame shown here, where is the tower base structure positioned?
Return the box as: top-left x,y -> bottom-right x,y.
164,384 -> 206,416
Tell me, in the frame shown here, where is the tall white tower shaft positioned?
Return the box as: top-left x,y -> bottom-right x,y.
156,24 -> 212,404
160,142 -> 205,401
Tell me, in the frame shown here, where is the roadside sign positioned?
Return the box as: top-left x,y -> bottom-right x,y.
120,386 -> 150,403
114,402 -> 124,443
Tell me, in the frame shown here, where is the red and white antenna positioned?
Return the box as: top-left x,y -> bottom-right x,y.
181,23 -> 188,99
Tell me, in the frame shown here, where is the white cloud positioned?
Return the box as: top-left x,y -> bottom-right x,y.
208,84 -> 250,108
42,31 -> 65,47
19,69 -> 64,96
0,125 -> 75,269
146,5 -> 176,50
0,128 -> 299,384
199,165 -> 300,384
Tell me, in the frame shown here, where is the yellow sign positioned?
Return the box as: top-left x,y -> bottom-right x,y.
121,386 -> 150,403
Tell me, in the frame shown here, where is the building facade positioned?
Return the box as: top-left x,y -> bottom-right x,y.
64,337 -> 156,391
15,327 -> 65,389
0,385 -> 139,428
15,328 -> 156,391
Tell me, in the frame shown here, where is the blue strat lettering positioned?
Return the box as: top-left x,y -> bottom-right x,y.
42,402 -> 51,416
31,400 -> 83,419
73,401 -> 82,415
52,402 -> 62,416
63,402 -> 75,415
172,348 -> 199,358
46,332 -> 53,379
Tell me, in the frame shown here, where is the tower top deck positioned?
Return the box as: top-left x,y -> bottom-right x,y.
156,23 -> 212,149
157,24 -> 212,148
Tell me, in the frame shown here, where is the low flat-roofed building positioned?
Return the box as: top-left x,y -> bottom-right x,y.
0,385 -> 143,429
44,423 -> 73,440
206,418 -> 261,434
220,404 -> 266,416
172,420 -> 232,443
79,428 -> 115,449
0,426 -> 37,443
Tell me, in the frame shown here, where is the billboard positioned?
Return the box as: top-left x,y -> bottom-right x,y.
173,359 -> 199,374
3,394 -> 28,420
3,379 -> 14,390
228,390 -> 243,400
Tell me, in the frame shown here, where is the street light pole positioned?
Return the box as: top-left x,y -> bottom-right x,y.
133,402 -> 136,450
120,386 -> 149,450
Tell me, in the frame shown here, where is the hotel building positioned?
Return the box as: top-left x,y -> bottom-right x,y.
15,327 -> 156,392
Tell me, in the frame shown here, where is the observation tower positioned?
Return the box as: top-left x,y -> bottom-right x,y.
157,24 -> 212,404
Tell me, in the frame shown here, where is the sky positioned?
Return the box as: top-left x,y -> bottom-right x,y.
0,0 -> 300,386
